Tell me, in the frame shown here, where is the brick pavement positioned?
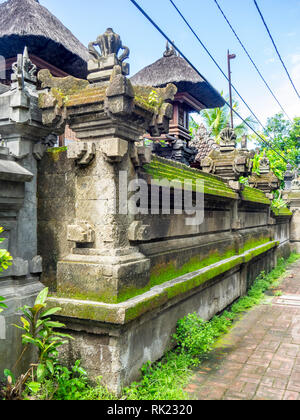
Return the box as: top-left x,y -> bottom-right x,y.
186,260 -> 300,400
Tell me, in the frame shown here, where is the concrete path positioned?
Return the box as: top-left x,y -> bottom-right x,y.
186,260 -> 300,400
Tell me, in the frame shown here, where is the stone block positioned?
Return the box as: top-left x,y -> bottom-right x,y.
11,257 -> 28,277
29,255 -> 43,274
101,138 -> 128,163
67,222 -> 95,244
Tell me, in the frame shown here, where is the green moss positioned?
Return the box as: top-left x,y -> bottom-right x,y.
241,186 -> 271,205
241,236 -> 271,254
46,147 -> 67,162
143,156 -> 238,200
272,207 -> 293,217
46,240 -> 278,324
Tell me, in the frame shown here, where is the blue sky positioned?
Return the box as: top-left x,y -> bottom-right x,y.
2,0 -> 300,125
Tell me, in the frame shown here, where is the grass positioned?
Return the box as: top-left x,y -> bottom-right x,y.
122,252 -> 300,400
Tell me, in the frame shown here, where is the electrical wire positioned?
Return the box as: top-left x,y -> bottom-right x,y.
129,0 -> 289,164
253,0 -> 300,102
213,0 -> 293,122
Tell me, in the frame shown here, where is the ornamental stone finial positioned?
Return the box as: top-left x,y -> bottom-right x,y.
284,163 -> 294,191
87,28 -> 130,84
219,124 -> 237,152
88,28 -> 130,63
11,46 -> 37,90
259,152 -> 270,174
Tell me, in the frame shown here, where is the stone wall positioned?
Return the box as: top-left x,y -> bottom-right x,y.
37,148 -> 291,394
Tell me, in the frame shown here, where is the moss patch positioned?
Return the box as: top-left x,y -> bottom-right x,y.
143,156 -> 238,200
47,241 -> 278,324
241,186 -> 270,205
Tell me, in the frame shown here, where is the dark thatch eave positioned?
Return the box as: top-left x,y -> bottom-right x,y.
0,0 -> 89,79
131,54 -> 225,109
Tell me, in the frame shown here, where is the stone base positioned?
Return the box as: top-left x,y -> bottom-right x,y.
48,242 -> 280,395
57,250 -> 150,303
0,278 -> 43,379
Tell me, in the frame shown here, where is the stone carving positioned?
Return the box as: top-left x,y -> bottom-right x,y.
200,126 -> 252,181
11,46 -> 37,90
33,133 -> 57,161
219,125 -> 237,151
130,144 -> 152,168
67,142 -> 96,166
128,221 -> 151,242
284,163 -> 295,191
67,222 -> 95,244
88,29 -> 130,84
248,153 -> 280,196
88,28 -> 130,63
259,152 -> 270,174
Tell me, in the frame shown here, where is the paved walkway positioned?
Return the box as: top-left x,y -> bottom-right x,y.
186,260 -> 300,400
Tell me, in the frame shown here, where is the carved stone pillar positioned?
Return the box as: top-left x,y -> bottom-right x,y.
0,48 -> 55,374
38,29 -> 176,302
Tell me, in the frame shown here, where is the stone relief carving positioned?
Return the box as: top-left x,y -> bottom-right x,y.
67,142 -> 96,166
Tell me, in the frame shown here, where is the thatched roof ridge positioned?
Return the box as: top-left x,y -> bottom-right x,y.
0,0 -> 89,78
131,52 -> 225,109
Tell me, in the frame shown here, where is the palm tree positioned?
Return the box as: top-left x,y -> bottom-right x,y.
195,93 -> 257,143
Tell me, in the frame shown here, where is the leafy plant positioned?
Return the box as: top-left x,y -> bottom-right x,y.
0,296 -> 6,314
148,90 -> 160,107
195,92 -> 257,143
0,227 -> 12,273
1,288 -> 72,400
13,288 -> 73,384
24,361 -> 115,401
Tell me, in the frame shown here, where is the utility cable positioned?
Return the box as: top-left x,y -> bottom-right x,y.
129,0 -> 289,164
214,0 -> 293,122
253,0 -> 300,102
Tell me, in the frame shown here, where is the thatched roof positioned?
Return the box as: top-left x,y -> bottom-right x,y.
0,0 -> 89,78
131,48 -> 225,109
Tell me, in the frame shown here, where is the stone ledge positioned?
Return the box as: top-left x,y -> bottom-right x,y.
47,241 -> 279,325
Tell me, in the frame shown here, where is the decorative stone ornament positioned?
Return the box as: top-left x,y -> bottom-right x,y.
88,28 -> 130,63
88,28 -> 130,84
284,163 -> 294,191
219,125 -> 237,152
259,152 -> 270,174
248,153 -> 280,195
200,125 -> 252,181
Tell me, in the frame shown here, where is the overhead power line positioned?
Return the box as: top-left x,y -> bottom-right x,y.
167,0 -> 290,162
168,0 -> 289,146
213,0 -> 293,122
253,0 -> 300,103
129,0 -> 289,164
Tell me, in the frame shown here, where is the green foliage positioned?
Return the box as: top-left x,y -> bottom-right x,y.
239,176 -> 250,186
0,296 -> 7,314
24,361 -> 115,401
252,114 -> 300,184
0,227 -> 12,314
148,90 -> 160,107
123,253 -> 300,400
13,288 -> 73,382
192,93 -> 257,142
0,227 -> 12,273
